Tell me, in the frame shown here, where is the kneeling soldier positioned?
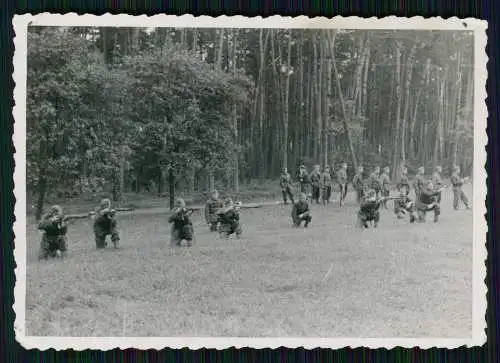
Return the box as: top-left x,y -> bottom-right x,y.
394,189 -> 417,223
416,181 -> 442,223
292,193 -> 312,227
217,198 -> 243,239
93,198 -> 120,249
205,190 -> 223,232
357,189 -> 383,228
168,198 -> 194,247
38,205 -> 68,260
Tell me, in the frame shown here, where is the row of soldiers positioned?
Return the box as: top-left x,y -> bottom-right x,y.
37,165 -> 470,258
280,163 -> 470,210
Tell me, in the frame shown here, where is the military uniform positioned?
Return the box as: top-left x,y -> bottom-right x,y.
292,199 -> 312,227
352,170 -> 365,204
357,195 -> 382,228
416,186 -> 441,222
280,171 -> 295,205
168,207 -> 194,246
320,169 -> 332,205
217,206 -> 242,238
309,169 -> 321,204
38,212 -> 68,260
397,170 -> 410,195
451,171 -> 470,210
297,168 -> 309,194
369,170 -> 381,198
394,195 -> 417,223
205,197 -> 223,231
93,206 -> 120,249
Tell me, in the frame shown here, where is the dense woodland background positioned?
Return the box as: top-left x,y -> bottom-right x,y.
27,26 -> 474,218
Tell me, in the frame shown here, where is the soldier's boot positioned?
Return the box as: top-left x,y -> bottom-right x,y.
418,211 -> 426,223
210,223 -> 218,232
434,214 -> 439,223
186,238 -> 193,247
304,221 -> 309,228
282,191 -> 288,205
409,213 -> 416,223
95,235 -> 106,249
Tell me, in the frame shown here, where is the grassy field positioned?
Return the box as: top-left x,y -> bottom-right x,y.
24,186 -> 473,338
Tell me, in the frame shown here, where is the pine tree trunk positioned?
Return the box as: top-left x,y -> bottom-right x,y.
451,52 -> 463,168
283,29 -> 293,170
316,34 -> 323,164
400,43 -> 417,167
312,36 -> 318,161
391,41 -> 402,179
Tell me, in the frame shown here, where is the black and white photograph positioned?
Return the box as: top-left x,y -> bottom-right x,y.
13,14 -> 487,350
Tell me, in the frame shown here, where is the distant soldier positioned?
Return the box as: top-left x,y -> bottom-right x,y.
292,192 -> 312,228
432,165 -> 444,203
297,165 -> 309,194
37,205 -> 68,260
379,166 -> 391,208
369,166 -> 382,198
168,198 -> 194,247
416,180 -> 442,223
352,166 -> 365,204
93,198 -> 120,249
205,190 -> 223,232
397,165 -> 410,195
309,164 -> 322,204
413,166 -> 425,200
217,197 -> 243,239
320,165 -> 333,205
451,165 -> 470,210
394,188 -> 417,223
280,168 -> 295,205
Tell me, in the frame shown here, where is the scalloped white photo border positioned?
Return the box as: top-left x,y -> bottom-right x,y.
12,13 -> 488,350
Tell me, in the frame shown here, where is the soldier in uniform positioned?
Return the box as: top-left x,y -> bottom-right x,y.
297,165 -> 309,194
168,198 -> 194,247
93,198 -> 120,249
37,205 -> 68,260
416,180 -> 442,223
357,189 -> 383,228
379,166 -> 391,208
451,165 -> 470,210
217,197 -> 243,239
205,190 -> 223,231
369,166 -> 382,198
309,164 -> 322,204
292,193 -> 312,227
352,166 -> 365,204
432,165 -> 444,203
394,188 -> 417,223
320,165 -> 333,205
413,166 -> 425,201
337,163 -> 348,207
397,165 -> 411,195
279,168 -> 295,205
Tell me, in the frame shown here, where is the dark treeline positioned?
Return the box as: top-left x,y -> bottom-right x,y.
27,26 -> 474,219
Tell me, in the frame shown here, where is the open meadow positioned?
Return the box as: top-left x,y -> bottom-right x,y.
25,186 -> 473,338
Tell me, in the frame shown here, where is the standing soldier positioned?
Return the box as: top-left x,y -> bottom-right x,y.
450,165 -> 470,210
379,166 -> 391,208
37,205 -> 68,260
297,165 -> 309,194
413,166 -> 425,201
337,163 -> 348,207
205,190 -> 223,232
93,198 -> 120,249
369,166 -> 382,198
291,192 -> 312,228
352,166 -> 365,204
416,180 -> 442,223
168,198 -> 194,247
397,165 -> 411,195
217,198 -> 243,238
432,165 -> 444,203
280,168 -> 295,205
320,165 -> 333,205
309,164 -> 322,204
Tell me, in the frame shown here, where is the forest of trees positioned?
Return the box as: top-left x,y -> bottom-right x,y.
27,26 -> 474,219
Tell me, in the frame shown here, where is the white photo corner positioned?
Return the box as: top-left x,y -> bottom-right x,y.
12,13 -> 488,350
